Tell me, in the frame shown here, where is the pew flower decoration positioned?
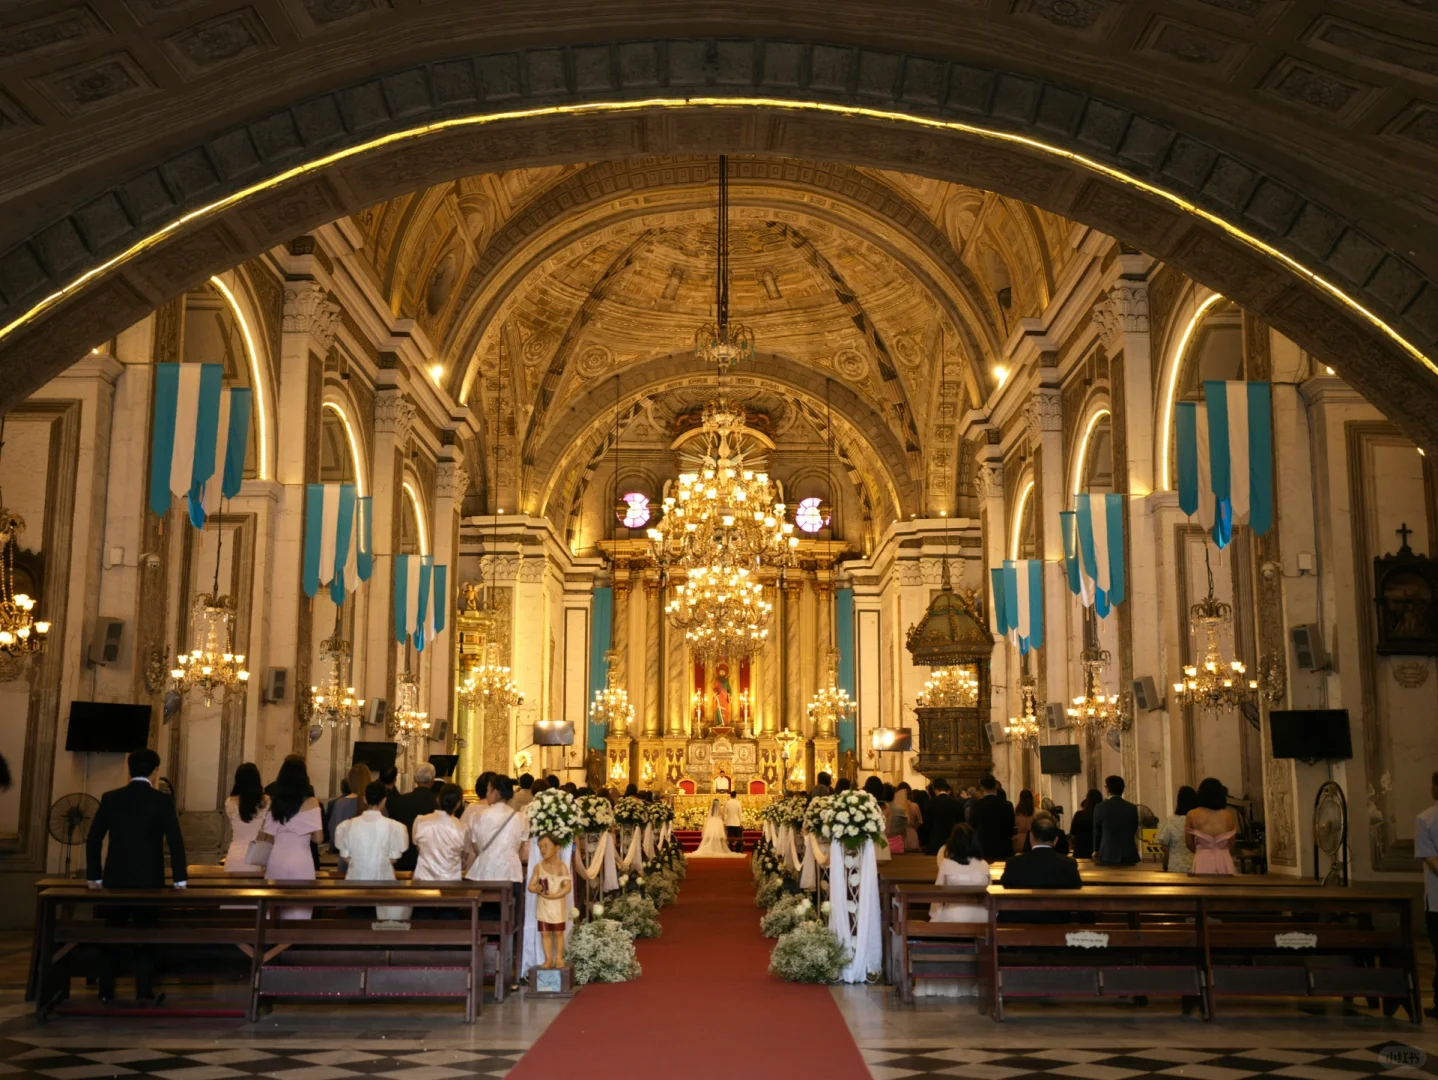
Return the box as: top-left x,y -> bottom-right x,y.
803,795 -> 832,835
761,797 -> 808,829
814,790 -> 886,852
567,918 -> 642,984
575,794 -> 615,832
613,796 -> 649,827
646,800 -> 674,825
525,788 -> 579,846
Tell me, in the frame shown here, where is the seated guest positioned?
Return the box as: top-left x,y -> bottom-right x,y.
998,815 -> 1083,921
1028,810 -> 1069,855
85,747 -> 187,1004
388,763 -> 438,873
223,762 -> 268,872
970,774 -> 1017,863
922,779 -> 964,857
335,780 -> 411,922
1067,788 -> 1101,860
1155,786 -> 1199,873
930,823 -> 990,924
1092,774 -> 1140,866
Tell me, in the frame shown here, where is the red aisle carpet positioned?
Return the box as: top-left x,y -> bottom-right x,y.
509,860 -> 871,1080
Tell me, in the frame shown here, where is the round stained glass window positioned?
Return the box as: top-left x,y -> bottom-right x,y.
618,492 -> 650,529
795,496 -> 828,534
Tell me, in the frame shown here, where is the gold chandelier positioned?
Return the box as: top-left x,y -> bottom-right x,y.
1068,647 -> 1129,733
389,670 -> 430,747
665,563 -> 773,659
171,593 -> 249,707
1174,546 -> 1259,713
307,615 -> 364,729
1004,676 -> 1041,749
806,649 -> 854,737
589,649 -> 634,736
916,664 -> 979,708
0,506 -> 49,657
460,641 -> 525,708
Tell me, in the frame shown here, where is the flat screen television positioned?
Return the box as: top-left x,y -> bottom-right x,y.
1269,709 -> 1352,760
352,740 -> 398,773
64,701 -> 153,753
1038,743 -> 1082,776
427,754 -> 459,779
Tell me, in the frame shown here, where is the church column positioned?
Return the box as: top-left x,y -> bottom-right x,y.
761,609 -> 780,735
611,568 -> 632,733
364,379 -> 414,712
1028,381 -> 1072,809
428,454 -> 467,731
643,572 -> 661,737
273,281 -> 339,764
783,576 -> 805,730
664,593 -> 686,735
975,450 -> 1009,779
1094,267 -> 1163,811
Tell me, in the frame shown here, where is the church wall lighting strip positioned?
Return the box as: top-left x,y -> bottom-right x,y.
1158,291 -> 1226,493
0,98 -> 1431,388
402,480 -> 429,556
1071,406 -> 1111,499
322,400 -> 368,497
207,274 -> 270,482
1010,478 -> 1034,561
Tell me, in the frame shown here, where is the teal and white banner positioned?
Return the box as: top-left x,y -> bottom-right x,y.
303,483 -> 373,604
394,554 -> 447,652
1061,493 -> 1125,618
148,363 -> 251,527
991,559 -> 1044,655
1175,380 -> 1273,549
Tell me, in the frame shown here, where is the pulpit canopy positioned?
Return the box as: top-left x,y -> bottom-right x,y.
904,564 -> 993,667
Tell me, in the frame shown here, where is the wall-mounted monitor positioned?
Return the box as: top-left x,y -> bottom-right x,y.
64,701 -> 152,753
1269,709 -> 1352,761
1038,743 -> 1082,776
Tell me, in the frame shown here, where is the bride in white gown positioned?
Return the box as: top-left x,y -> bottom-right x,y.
689,798 -> 745,859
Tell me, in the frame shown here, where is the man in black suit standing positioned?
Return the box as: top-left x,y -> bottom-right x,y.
921,779 -> 964,855
810,772 -> 833,799
85,747 -> 187,1004
388,762 -> 438,873
969,774 -> 1017,863
1091,774 -> 1141,866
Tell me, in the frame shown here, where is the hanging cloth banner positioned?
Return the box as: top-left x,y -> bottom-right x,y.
393,554 -> 447,651
992,560 -> 1045,654
149,363 -> 251,527
1059,511 -> 1093,608
302,484 -> 373,604
1176,382 -> 1273,550
1071,493 -> 1126,618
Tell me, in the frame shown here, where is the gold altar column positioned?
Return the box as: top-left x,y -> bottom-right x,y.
664,586 -> 687,736
612,568 -> 631,734
761,625 -> 779,735
813,569 -> 835,737
643,573 -> 661,737
783,575 -> 805,730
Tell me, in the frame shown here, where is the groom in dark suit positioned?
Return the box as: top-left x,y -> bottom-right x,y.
85,747 -> 188,1003
1091,774 -> 1141,866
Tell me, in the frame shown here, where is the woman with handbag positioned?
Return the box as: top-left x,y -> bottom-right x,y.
224,763 -> 269,872
464,775 -> 528,990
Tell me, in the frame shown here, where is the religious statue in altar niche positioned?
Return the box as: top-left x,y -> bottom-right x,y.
712,661 -> 734,727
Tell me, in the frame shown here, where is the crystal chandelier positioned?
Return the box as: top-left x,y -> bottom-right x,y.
389,670 -> 430,747
0,505 -> 49,657
459,641 -> 524,708
1068,647 -> 1129,733
307,615 -> 364,729
171,593 -> 249,707
1173,546 -> 1258,713
692,156 -> 754,375
1004,676 -> 1041,749
806,649 -> 854,737
916,665 -> 979,708
664,563 -> 773,659
589,649 -> 634,736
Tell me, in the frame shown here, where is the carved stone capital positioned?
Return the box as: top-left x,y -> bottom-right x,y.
1093,283 -> 1150,351
1025,387 -> 1062,442
375,390 -> 416,445
435,460 -> 470,502
282,282 -> 341,351
974,461 -> 1004,501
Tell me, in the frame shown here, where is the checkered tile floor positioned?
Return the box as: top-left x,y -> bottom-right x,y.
862,1046 -> 1438,1080
0,1041 -> 517,1080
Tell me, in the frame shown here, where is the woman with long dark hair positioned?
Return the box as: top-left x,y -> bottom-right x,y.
1067,788 -> 1102,860
223,762 -> 268,872
1012,788 -> 1036,854
259,756 -> 324,917
1186,777 -> 1238,875
930,823 -> 990,923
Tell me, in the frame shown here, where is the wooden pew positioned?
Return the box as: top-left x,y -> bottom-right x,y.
32,881 -> 515,1023
889,884 -> 990,1006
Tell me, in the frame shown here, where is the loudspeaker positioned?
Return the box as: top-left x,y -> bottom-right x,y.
1044,702 -> 1067,729
88,617 -> 125,665
985,721 -> 1007,745
1132,675 -> 1162,712
366,698 -> 388,728
263,667 -> 288,704
1290,623 -> 1327,670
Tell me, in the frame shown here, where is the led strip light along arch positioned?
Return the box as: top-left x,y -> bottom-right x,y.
0,97 -> 1429,386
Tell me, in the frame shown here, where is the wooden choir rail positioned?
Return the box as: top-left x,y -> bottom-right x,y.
31,881 -> 516,1024
887,883 -> 1420,1022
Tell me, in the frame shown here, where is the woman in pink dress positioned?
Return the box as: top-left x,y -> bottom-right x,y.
259,757 -> 324,918
1185,777 -> 1238,876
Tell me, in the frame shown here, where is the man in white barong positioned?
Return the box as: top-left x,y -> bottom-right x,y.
334,780 -> 412,923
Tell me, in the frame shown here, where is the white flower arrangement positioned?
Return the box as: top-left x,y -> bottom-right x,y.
760,892 -> 820,939
567,918 -> 642,984
813,789 -> 886,851
524,788 -> 580,845
646,800 -> 674,824
761,797 -> 808,829
768,921 -> 850,983
613,796 -> 648,827
802,795 -> 832,835
605,890 -> 662,938
574,794 -> 615,832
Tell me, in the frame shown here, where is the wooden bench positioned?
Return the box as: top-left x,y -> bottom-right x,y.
31,881 -> 515,1023
889,884 -> 990,1005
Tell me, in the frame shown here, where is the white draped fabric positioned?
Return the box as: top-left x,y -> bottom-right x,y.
827,838 -> 881,984
642,823 -> 655,860
620,827 -> 644,871
574,831 -> 619,892
799,832 -> 830,889
521,838 -> 575,978
776,824 -> 802,874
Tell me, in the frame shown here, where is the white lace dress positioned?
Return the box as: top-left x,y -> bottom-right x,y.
690,803 -> 744,859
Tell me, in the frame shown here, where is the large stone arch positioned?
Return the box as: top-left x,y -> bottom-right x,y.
1,35 -> 1435,443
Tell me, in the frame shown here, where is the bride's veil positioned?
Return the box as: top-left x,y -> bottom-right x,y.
709,798 -> 720,817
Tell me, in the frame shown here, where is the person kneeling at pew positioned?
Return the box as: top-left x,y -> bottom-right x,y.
998,814 -> 1082,921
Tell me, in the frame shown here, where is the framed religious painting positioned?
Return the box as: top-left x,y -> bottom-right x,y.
1374,524 -> 1438,656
